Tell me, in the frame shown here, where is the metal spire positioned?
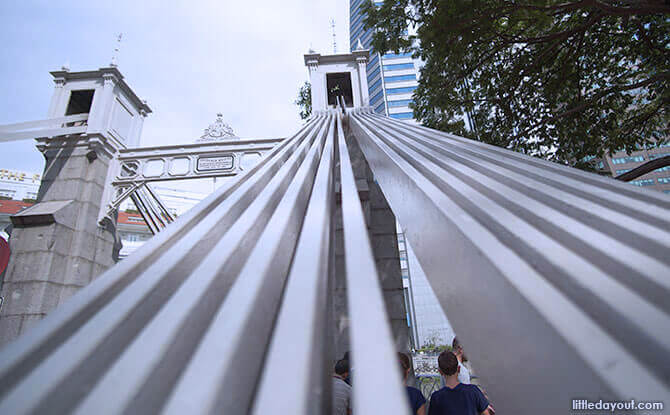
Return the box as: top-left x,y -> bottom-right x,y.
356,39 -> 364,51
110,33 -> 123,67
330,18 -> 337,54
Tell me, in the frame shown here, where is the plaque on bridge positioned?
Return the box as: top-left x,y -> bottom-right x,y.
197,154 -> 235,172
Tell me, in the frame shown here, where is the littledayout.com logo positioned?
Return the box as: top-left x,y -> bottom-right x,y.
572,399 -> 664,412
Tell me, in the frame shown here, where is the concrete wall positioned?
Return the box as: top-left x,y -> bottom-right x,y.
0,137 -> 117,347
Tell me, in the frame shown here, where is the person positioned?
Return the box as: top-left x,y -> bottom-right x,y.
342,351 -> 352,385
398,352 -> 426,415
452,337 -> 471,384
333,358 -> 352,415
428,351 -> 492,415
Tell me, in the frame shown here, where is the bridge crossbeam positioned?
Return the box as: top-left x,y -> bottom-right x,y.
112,138 -> 283,185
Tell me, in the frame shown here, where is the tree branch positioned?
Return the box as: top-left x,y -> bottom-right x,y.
512,72 -> 670,140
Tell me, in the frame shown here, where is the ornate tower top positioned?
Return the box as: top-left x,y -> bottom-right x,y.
197,113 -> 237,142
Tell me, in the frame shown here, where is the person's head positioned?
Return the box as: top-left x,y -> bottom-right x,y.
452,336 -> 467,362
437,350 -> 460,379
334,358 -> 349,378
397,352 -> 411,380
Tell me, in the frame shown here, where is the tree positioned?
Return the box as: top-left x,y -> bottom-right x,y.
295,81 -> 312,120
363,0 -> 669,168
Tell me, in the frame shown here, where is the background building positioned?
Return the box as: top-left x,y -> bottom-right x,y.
0,168 -> 208,259
599,144 -> 670,194
0,169 -> 40,202
398,230 -> 454,348
349,0 -> 420,120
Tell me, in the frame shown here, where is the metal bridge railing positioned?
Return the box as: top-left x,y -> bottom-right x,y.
348,108 -> 670,413
0,110 -> 411,415
0,105 -> 668,414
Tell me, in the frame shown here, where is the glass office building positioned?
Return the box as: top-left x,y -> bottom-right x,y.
398,231 -> 454,348
350,0 -> 419,120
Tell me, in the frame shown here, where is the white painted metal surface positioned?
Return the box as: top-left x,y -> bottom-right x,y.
0,104 -> 668,414
348,108 -> 670,414
0,114 -> 89,142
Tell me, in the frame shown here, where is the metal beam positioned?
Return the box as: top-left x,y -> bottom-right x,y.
348,108 -> 670,413
0,112 -> 347,414
0,114 -> 89,143
0,126 -> 88,143
129,184 -> 174,235
335,114 -> 410,415
0,113 -> 88,132
1,105 -> 667,414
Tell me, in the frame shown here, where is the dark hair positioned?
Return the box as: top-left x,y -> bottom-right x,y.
452,337 -> 468,362
335,359 -> 349,376
398,352 -> 410,374
452,337 -> 461,349
438,351 -> 459,376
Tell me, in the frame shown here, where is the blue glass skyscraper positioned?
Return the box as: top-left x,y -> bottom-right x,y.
349,0 -> 419,120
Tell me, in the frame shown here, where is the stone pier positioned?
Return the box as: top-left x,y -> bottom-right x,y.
0,135 -> 119,346
0,66 -> 150,347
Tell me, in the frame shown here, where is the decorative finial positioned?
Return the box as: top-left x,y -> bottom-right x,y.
330,18 -> 337,54
308,42 -> 315,54
197,113 -> 237,142
356,39 -> 364,51
61,60 -> 70,71
110,33 -> 123,67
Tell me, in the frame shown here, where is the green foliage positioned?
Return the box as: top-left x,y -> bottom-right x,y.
363,0 -> 670,167
295,81 -> 312,120
417,334 -> 451,354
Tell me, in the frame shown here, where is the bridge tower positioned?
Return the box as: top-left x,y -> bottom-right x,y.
306,49 -> 409,358
0,66 -> 151,345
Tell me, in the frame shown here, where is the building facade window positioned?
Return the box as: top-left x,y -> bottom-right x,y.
384,63 -> 415,71
367,53 -> 379,69
383,52 -> 413,59
630,179 -> 655,186
367,66 -> 381,83
384,74 -> 417,83
612,155 -> 645,164
370,90 -> 384,107
657,177 -> 670,184
388,99 -> 413,108
369,77 -> 382,93
0,189 -> 16,199
649,153 -> 670,160
390,112 -> 414,119
615,169 -> 631,175
387,86 -> 417,95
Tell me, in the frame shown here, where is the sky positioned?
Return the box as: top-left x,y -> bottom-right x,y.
0,0 -> 351,174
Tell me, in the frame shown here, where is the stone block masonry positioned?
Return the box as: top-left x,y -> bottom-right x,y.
0,136 -> 118,347
331,123 -> 409,361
